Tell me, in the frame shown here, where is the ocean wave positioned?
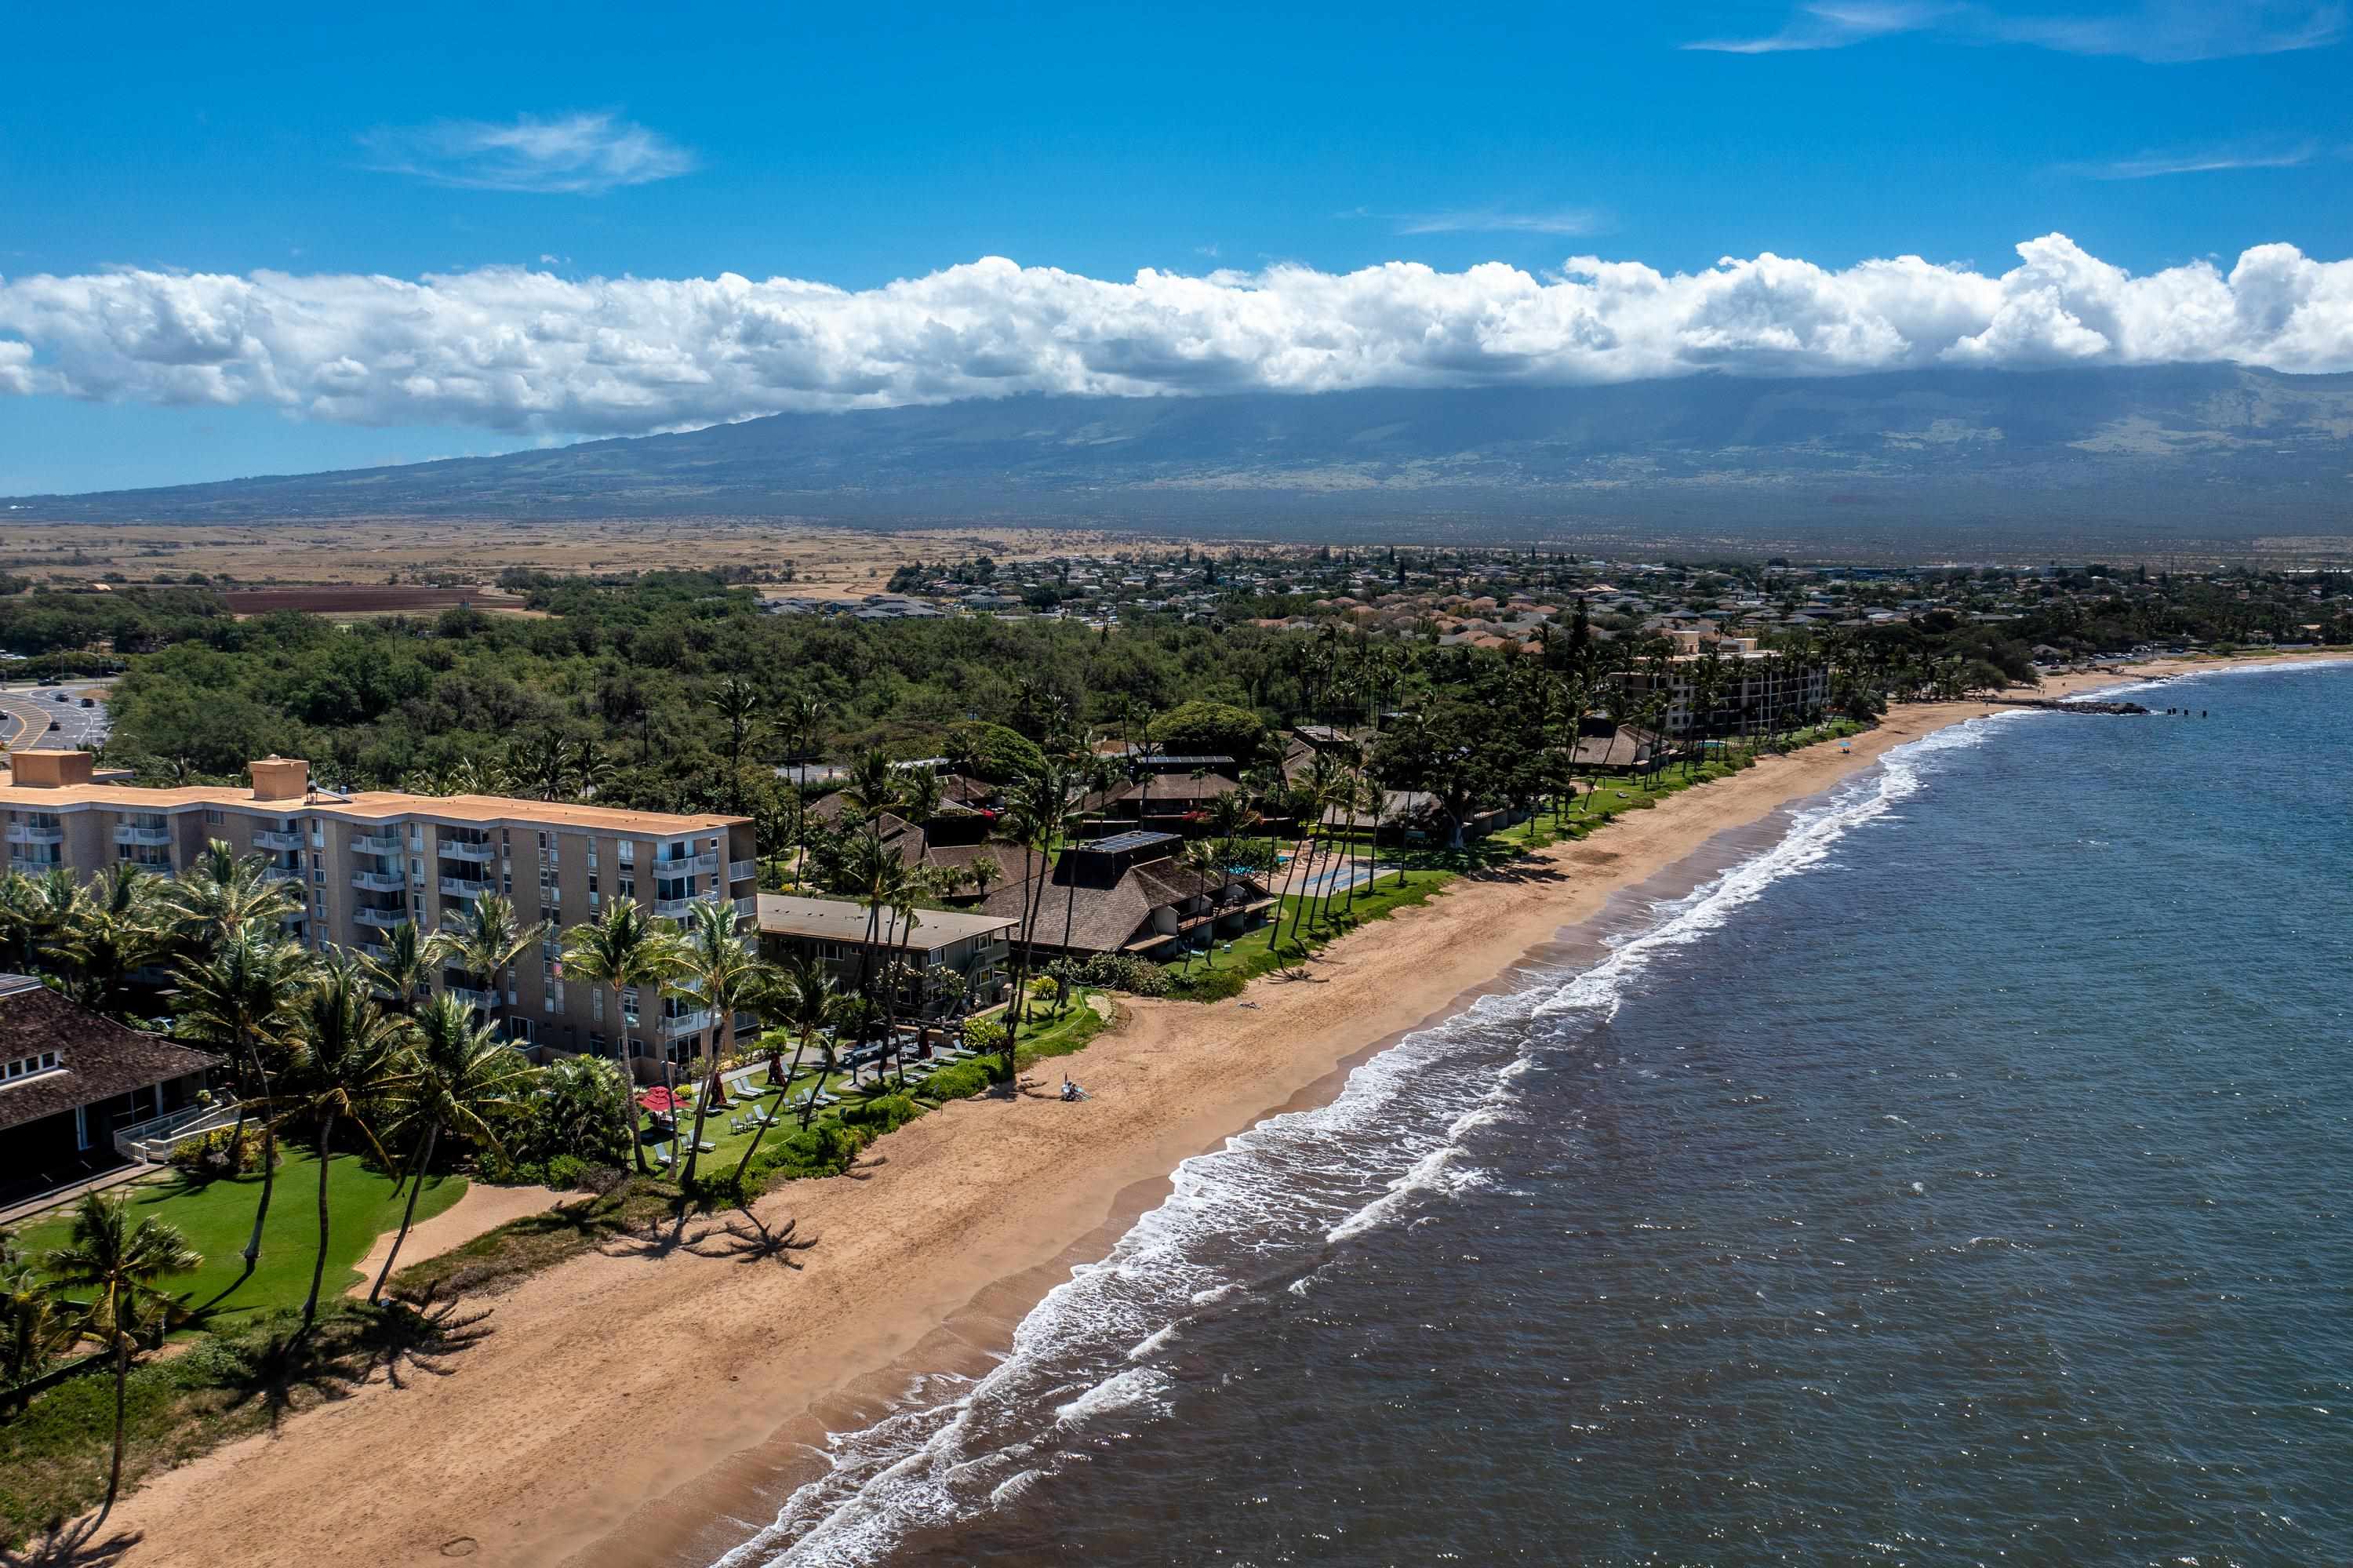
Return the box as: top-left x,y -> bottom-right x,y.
715,723 -> 1988,1567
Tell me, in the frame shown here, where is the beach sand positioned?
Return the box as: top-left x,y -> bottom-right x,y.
92,656 -> 2344,1567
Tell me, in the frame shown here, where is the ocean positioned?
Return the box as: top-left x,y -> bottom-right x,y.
719,661 -> 2353,1568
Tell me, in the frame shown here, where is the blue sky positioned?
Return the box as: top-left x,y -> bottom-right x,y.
3,1 -> 2348,495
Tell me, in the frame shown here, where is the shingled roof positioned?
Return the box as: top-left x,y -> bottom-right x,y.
0,977 -> 220,1133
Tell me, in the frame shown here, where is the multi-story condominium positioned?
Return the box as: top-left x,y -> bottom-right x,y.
1613,636 -> 1831,739
2,750 -> 758,1075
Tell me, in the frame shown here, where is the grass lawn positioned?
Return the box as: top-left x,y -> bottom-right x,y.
9,1149 -> 467,1329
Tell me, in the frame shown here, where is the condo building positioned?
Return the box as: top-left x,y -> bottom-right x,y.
2,751 -> 758,1075
1613,636 -> 1831,739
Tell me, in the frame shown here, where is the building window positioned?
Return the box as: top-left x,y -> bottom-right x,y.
617,873 -> 635,898
3,1050 -> 64,1079
205,809 -> 225,825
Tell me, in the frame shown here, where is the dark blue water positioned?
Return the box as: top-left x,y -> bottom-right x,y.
726,663 -> 2353,1568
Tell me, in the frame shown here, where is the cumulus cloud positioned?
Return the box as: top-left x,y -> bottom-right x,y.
360,111 -> 696,194
1689,1 -> 2346,61
1,236 -> 2349,437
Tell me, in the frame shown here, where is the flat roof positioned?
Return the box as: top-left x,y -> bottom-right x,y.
0,780 -> 746,836
756,893 -> 1015,948
1082,830 -> 1181,856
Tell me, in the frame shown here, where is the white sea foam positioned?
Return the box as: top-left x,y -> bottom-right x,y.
716,726 -> 1991,1567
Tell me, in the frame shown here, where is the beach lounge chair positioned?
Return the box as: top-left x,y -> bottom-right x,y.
650,1146 -> 673,1168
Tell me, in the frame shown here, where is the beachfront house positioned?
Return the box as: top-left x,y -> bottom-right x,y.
0,973 -> 224,1206
976,830 -> 1276,961
755,893 -> 1016,1018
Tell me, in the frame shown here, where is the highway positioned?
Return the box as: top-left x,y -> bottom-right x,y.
0,681 -> 114,753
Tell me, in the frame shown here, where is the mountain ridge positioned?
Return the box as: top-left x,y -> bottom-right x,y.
14,364 -> 2352,549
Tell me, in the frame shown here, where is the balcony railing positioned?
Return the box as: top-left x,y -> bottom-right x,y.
655,850 -> 719,875
728,858 -> 758,883
351,908 -> 409,930
349,831 -> 405,855
439,875 -> 492,899
351,869 -> 408,893
252,829 -> 304,851
653,892 -> 729,920
114,825 -> 173,846
660,1008 -> 712,1038
444,984 -> 500,1010
438,839 -> 496,862
262,867 -> 302,884
5,824 -> 64,846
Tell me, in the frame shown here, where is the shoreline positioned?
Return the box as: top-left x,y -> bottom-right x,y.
93,652 -> 2351,1568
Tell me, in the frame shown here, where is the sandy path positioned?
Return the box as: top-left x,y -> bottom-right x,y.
94,657 -> 2343,1567
342,1182 -> 579,1301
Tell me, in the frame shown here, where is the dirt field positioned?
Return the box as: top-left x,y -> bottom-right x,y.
5,519 -> 1208,595
220,585 -> 524,615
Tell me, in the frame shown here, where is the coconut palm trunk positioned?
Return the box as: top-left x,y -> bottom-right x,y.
368,1120 -> 438,1304
300,1108 -> 336,1336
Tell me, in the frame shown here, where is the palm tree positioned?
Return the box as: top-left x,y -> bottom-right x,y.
560,897 -> 686,1176
0,1234 -> 71,1385
43,870 -> 169,1015
781,690 -> 824,764
766,954 -> 845,1131
367,994 -> 533,1303
358,918 -> 432,1014
996,766 -> 1065,1075
163,839 -> 300,952
424,891 -> 547,1047
282,958 -> 409,1337
896,766 -> 945,870
966,850 -> 1003,904
44,1192 -> 201,1531
173,931 -> 315,1269
671,900 -> 776,1188
708,675 -> 761,809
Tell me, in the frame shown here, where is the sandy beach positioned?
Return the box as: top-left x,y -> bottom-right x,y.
89,654 -> 2345,1568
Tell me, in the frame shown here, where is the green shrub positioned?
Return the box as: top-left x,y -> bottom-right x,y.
1171,966 -> 1249,1002
1060,952 -> 1169,996
921,1059 -> 996,1101
168,1125 -> 271,1180
962,1018 -> 1008,1053
839,1093 -> 920,1133
746,1118 -> 873,1183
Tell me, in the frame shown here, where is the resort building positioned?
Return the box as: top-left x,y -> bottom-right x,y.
1,750 -> 758,1071
1613,642 -> 1829,738
976,830 -> 1275,960
754,893 -> 1016,1018
0,972 -> 220,1203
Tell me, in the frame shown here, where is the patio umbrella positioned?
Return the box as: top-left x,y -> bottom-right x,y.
636,1086 -> 686,1115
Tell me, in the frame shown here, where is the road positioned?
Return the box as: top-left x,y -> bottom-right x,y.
0,680 -> 114,753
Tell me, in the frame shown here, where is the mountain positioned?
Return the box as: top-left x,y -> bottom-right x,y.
15,365 -> 2353,552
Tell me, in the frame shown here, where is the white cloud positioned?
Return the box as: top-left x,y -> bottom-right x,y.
360,111 -> 696,195
1395,208 -> 1607,236
1689,2 -> 2346,61
2061,140 -> 2318,178
2,236 -> 2349,437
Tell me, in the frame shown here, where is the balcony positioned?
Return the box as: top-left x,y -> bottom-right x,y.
660,1008 -> 712,1038
253,829 -> 304,851
444,984 -> 501,1010
5,824 -> 64,846
654,851 -> 718,875
440,875 -> 492,900
356,941 -> 391,962
351,869 -> 408,893
438,839 -> 496,862
349,830 -> 405,855
351,908 -> 409,931
653,892 -> 725,920
114,825 -> 173,846
728,858 -> 758,883
263,867 -> 302,884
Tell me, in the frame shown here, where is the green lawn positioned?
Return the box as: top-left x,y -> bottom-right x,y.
9,1149 -> 467,1328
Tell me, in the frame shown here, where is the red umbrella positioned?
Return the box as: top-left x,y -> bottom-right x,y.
636,1086 -> 686,1115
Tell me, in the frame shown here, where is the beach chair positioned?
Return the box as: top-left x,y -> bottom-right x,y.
696,1140 -> 715,1154
650,1146 -> 674,1168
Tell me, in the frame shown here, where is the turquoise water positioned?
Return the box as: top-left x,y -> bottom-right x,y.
727,662 -> 2352,1567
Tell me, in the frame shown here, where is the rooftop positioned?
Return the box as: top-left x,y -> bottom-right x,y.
755,893 -> 1016,948
0,751 -> 745,836
0,977 -> 222,1133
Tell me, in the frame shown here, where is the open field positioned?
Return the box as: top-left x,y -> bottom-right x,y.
2,519 -> 1220,598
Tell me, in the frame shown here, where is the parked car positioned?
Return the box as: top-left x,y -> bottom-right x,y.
79,697 -> 95,708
